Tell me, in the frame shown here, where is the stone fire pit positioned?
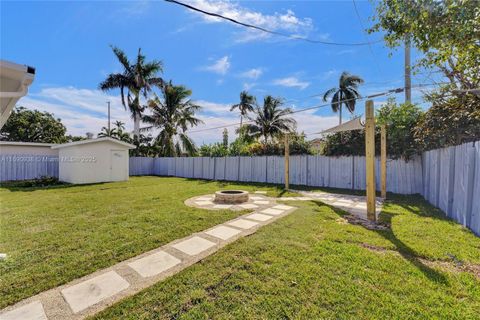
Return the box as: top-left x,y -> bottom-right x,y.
214,190 -> 249,204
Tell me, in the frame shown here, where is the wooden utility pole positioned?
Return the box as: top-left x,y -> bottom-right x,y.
405,35 -> 412,103
107,101 -> 111,136
365,100 -> 376,221
380,124 -> 387,199
284,134 -> 290,190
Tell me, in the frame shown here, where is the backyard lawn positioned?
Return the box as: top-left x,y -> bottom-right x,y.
91,192 -> 480,319
0,176 -> 294,309
1,177 -> 479,319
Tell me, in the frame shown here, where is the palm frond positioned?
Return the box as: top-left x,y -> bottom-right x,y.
323,87 -> 337,102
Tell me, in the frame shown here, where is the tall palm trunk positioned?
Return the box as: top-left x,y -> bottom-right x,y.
133,116 -> 140,139
339,92 -> 343,125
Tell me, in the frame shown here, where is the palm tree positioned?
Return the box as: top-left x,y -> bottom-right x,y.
230,91 -> 256,128
142,81 -> 203,157
98,121 -> 131,142
245,95 -> 296,143
99,46 -> 163,139
323,71 -> 364,124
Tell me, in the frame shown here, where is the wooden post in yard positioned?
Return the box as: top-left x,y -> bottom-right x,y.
365,100 -> 376,221
380,124 -> 387,199
284,133 -> 290,190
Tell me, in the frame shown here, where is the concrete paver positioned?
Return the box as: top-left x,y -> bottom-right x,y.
272,205 -> 294,210
246,213 -> 273,222
238,203 -> 258,209
226,219 -> 259,229
253,200 -> 269,205
0,301 -> 47,320
205,226 -> 242,240
212,204 -> 232,209
172,236 -> 216,256
61,271 -> 129,314
128,251 -> 181,278
195,200 -> 213,206
261,208 -> 284,216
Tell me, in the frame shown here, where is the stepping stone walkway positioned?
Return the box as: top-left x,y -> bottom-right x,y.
0,192 -> 296,320
1,190 -> 382,320
281,190 -> 383,220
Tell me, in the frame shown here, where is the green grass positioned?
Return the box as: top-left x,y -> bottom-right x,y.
91,194 -> 480,319
0,176 -> 295,309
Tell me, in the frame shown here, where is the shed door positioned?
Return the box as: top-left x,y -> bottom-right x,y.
110,150 -> 128,181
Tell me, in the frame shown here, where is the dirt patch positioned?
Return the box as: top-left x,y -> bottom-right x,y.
420,258 -> 480,281
360,243 -> 388,253
342,214 -> 390,230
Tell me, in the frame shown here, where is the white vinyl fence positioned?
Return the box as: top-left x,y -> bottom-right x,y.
0,154 -> 58,182
422,142 -> 479,235
130,155 -> 423,194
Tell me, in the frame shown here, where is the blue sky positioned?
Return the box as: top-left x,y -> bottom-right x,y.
1,0 -> 440,144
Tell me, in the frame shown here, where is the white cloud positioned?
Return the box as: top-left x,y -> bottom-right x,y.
240,68 -> 263,80
186,0 -> 314,43
18,87 -> 133,137
17,86 -> 339,145
202,56 -> 230,75
273,77 -> 310,90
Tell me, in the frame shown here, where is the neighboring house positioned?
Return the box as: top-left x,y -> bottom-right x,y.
0,60 -> 35,129
0,141 -> 58,156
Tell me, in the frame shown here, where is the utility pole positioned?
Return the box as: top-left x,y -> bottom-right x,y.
107,101 -> 111,136
405,35 -> 412,103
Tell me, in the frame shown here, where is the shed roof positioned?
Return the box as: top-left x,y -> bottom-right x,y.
51,137 -> 136,150
0,141 -> 55,147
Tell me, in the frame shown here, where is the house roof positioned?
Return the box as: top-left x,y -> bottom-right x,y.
0,141 -> 55,147
51,137 -> 136,150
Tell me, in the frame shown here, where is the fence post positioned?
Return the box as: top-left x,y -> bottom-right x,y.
365,100 -> 376,221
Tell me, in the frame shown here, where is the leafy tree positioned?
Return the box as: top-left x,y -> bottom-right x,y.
322,99 -> 423,160
0,106 -> 67,143
377,98 -> 423,159
244,96 -> 296,143
230,91 -> 256,129
99,46 -> 163,138
414,94 -> 480,150
142,81 -> 202,157
323,72 -> 364,124
199,143 -> 229,157
65,135 -> 86,142
130,134 -> 159,157
322,130 -> 366,157
370,0 -> 480,89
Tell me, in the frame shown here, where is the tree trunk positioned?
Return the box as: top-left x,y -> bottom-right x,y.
133,116 -> 140,139
339,92 -> 343,125
239,116 -> 243,138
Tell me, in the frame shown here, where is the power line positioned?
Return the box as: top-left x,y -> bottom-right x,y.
165,0 -> 384,46
189,82 -> 450,134
190,87 -> 401,134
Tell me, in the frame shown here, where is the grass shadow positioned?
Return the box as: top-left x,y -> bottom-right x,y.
312,199 -> 450,285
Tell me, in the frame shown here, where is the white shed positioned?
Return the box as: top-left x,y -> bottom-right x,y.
51,137 -> 135,184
